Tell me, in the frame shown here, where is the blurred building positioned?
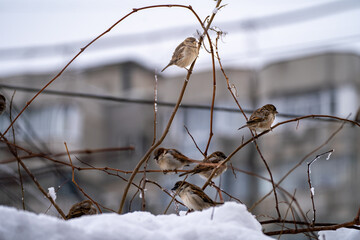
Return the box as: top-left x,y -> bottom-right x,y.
0,52 -> 359,228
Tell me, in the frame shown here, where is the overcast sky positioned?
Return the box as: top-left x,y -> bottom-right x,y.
1,0 -> 360,76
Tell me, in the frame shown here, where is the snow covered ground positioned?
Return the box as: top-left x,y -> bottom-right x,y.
0,202 -> 358,240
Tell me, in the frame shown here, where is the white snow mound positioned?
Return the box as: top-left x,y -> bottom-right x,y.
0,202 -> 273,240
319,228 -> 360,240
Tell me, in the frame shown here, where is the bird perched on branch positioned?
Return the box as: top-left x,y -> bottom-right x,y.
161,37 -> 199,72
238,104 -> 278,133
0,94 -> 6,115
179,151 -> 227,180
154,148 -> 193,174
172,181 -> 220,211
66,200 -> 98,220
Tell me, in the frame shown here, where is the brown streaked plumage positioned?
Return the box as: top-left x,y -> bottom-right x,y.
66,200 -> 98,220
154,148 -> 193,174
171,181 -> 219,211
238,104 -> 278,133
161,37 -> 199,72
179,151 -> 227,180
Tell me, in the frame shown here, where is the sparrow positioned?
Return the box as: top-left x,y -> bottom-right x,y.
65,200 -> 98,220
0,94 -> 5,115
154,147 -> 193,174
179,151 -> 227,180
238,104 -> 278,133
161,37 -> 199,72
171,181 -> 219,211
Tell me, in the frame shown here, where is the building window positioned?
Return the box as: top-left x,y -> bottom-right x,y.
271,89 -> 332,116
0,104 -> 82,142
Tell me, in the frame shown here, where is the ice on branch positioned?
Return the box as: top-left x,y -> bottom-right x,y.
139,189 -> 147,199
154,74 -> 158,113
326,151 -> 333,160
194,30 -> 202,40
47,187 -> 56,201
213,7 -> 220,14
310,187 -> 315,196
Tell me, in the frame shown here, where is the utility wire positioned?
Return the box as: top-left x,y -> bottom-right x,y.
0,83 -> 345,122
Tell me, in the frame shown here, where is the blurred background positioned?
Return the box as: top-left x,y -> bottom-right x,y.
0,0 -> 359,239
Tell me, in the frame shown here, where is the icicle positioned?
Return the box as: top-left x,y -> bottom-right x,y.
326,151 -> 333,161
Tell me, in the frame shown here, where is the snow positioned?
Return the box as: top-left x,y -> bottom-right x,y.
319,228 -> 360,240
326,151 -> 333,160
310,187 -> 315,196
0,202 -> 273,240
212,7 -> 219,14
47,187 -> 56,201
0,202 -> 357,240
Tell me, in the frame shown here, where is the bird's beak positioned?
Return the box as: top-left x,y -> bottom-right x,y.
275,110 -> 278,114
171,186 -> 177,191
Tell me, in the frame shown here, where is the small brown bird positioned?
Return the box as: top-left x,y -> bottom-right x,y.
179,151 -> 227,180
154,148 -> 193,174
65,200 -> 98,220
172,181 -> 219,211
0,94 -> 6,115
161,37 -> 199,72
238,104 -> 278,133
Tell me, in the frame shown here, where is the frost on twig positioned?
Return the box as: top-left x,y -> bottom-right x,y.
310,187 -> 315,196
230,84 -> 238,97
307,149 -> 334,225
153,74 -> 158,114
47,187 -> 56,201
212,4 -> 227,14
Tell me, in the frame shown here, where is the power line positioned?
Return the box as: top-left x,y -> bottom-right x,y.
227,0 -> 360,30
221,34 -> 360,66
0,83 -> 345,122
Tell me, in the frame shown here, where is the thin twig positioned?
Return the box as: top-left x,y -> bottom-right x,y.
145,180 -> 185,207
307,149 -> 334,225
0,133 -> 66,219
64,142 -> 102,213
164,176 -> 188,214
277,190 -> 297,239
0,146 -> 134,164
214,30 -> 281,219
2,4 -> 213,136
264,219 -> 360,236
184,125 -> 205,157
118,1 -> 222,214
203,28 -> 217,156
9,90 -> 25,210
249,119 -> 346,211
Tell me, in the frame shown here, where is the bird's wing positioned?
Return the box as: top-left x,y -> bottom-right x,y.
247,108 -> 269,124
190,187 -> 214,205
170,45 -> 186,63
169,149 -> 191,163
173,41 -> 186,55
179,163 -> 209,177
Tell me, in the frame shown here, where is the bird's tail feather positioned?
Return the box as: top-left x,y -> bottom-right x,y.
179,172 -> 190,177
161,63 -> 171,72
238,124 -> 247,130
